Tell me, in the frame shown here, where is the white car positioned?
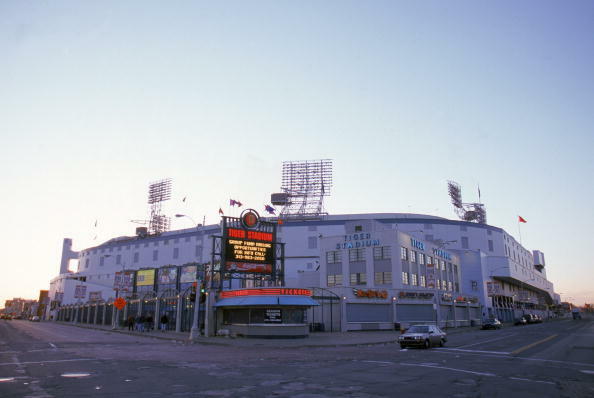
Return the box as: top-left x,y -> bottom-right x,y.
398,325 -> 447,349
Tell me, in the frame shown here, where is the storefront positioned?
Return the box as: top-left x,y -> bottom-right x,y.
213,288 -> 319,338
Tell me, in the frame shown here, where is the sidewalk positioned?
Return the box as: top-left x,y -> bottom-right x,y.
61,322 -> 477,348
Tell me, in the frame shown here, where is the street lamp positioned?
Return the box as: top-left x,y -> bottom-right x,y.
189,278 -> 203,341
175,214 -> 198,227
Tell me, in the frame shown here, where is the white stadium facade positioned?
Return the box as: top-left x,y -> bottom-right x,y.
47,212 -> 558,334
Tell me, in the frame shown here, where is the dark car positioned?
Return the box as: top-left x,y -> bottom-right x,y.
398,325 -> 447,349
481,318 -> 502,330
514,317 -> 527,326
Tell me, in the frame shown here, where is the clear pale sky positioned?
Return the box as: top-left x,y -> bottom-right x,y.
2,1 -> 593,307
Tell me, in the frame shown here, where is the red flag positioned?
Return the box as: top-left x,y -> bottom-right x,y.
518,216 -> 527,223
218,208 -> 224,215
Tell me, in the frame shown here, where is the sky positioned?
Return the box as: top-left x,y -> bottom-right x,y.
1,1 -> 593,307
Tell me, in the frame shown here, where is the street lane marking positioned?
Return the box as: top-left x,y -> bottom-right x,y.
435,347 -> 594,368
580,370 -> 594,375
61,373 -> 91,378
511,334 -> 558,355
458,334 -> 517,348
509,377 -> 555,385
0,358 -> 94,367
361,360 -> 393,365
400,362 -> 496,377
436,348 -> 510,355
49,343 -> 57,349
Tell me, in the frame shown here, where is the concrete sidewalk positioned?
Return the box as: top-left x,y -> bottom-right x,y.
61,321 -> 477,348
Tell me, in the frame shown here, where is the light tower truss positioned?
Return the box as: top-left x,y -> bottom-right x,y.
273,159 -> 332,219
148,178 -> 172,235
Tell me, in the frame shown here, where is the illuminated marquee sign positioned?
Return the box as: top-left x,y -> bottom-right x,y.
220,288 -> 312,298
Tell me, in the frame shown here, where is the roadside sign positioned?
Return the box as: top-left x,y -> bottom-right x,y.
114,297 -> 127,310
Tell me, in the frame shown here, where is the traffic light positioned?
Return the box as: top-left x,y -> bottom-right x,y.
199,282 -> 206,303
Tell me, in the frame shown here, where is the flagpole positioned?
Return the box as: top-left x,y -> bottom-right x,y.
518,219 -> 522,245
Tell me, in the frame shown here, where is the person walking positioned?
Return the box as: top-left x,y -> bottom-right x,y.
160,313 -> 169,332
127,315 -> 135,331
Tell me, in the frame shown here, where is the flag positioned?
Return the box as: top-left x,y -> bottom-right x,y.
218,208 -> 224,215
264,205 -> 276,215
182,197 -> 186,202
518,216 -> 527,223
229,199 -> 243,207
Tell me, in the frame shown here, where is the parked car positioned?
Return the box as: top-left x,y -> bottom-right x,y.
398,325 -> 447,349
30,316 -> 40,322
514,317 -> 527,326
481,318 -> 502,330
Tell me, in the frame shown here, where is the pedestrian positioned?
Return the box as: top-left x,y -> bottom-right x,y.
137,315 -> 145,332
127,315 -> 135,331
145,314 -> 153,332
160,313 -> 169,332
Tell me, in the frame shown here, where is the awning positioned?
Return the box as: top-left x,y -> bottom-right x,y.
214,296 -> 320,307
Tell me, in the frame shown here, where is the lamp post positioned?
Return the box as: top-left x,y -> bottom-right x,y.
175,214 -> 198,227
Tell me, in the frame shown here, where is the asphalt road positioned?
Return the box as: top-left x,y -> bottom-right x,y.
1,317 -> 593,397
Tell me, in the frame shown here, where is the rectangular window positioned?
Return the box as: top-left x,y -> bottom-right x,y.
418,253 -> 425,265
374,272 -> 392,285
420,275 -> 426,287
326,251 -> 342,264
350,273 -> 367,285
441,260 -> 446,271
173,247 -> 179,259
153,250 -> 158,261
349,248 -> 365,262
471,280 -> 478,291
195,245 -> 203,258
99,257 -> 105,266
373,246 -> 391,260
402,272 -> 409,285
488,240 -> 494,252
460,225 -> 467,231
425,234 -> 434,242
427,256 -> 433,266
461,236 -> 469,249
400,247 -> 408,261
448,281 -> 453,291
410,251 -> 417,263
153,241 -> 158,246
185,237 -> 191,242
327,274 -> 343,287
411,274 -> 418,286
308,236 -> 318,249
308,225 -> 317,231
133,252 -> 139,263
85,258 -> 90,268
436,280 -> 441,289
116,254 -> 121,265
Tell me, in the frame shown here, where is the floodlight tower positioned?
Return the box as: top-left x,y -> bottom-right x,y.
447,180 -> 487,224
148,178 -> 172,235
271,159 -> 333,219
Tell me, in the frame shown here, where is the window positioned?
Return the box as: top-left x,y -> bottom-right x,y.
116,254 -> 121,265
326,251 -> 342,264
420,275 -> 426,287
307,262 -> 313,269
400,247 -> 408,261
99,257 -> 105,266
460,225 -> 467,232
153,250 -> 158,261
461,236 -> 469,249
195,245 -> 203,258
373,246 -> 391,260
424,234 -> 434,242
487,230 -> 492,236
133,252 -> 139,263
185,237 -> 191,242
173,247 -> 179,259
423,223 -> 433,230
308,225 -> 317,231
85,258 -> 89,269
350,273 -> 366,285
402,272 -> 409,285
144,243 -> 149,248
153,241 -> 158,246
436,280 -> 441,289
418,253 -> 425,265
174,238 -> 179,244
354,225 -> 363,232
117,246 -> 122,251
411,274 -> 418,286
441,260 -> 446,271
349,248 -> 365,262
374,272 -> 392,285
488,240 -> 494,252
427,256 -> 433,266
308,236 -> 318,249
448,281 -> 453,291
327,274 -> 343,287
471,280 -> 478,291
